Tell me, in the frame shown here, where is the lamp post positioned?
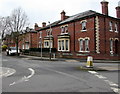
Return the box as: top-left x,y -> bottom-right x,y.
40,31 -> 42,59
48,21 -> 52,61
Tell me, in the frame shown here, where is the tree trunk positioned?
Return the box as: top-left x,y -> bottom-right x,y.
16,37 -> 19,56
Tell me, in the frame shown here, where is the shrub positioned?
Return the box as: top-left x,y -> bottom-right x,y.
2,45 -> 8,51
22,49 -> 30,53
29,48 -> 57,52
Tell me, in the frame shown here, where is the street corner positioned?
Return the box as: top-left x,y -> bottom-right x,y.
76,66 -> 108,71
98,66 -> 120,71
0,67 -> 16,78
76,64 -> 119,72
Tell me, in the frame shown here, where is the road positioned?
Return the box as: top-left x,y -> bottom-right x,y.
1,53 -> 119,93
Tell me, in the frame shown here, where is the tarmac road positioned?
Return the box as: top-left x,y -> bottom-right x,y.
1,52 -> 120,93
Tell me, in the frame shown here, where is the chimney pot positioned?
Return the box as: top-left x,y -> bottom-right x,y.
42,22 -> 46,27
101,0 -> 109,15
61,10 -> 66,21
116,6 -> 120,18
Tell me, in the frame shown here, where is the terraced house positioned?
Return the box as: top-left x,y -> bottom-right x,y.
36,0 -> 120,60
19,27 -> 38,50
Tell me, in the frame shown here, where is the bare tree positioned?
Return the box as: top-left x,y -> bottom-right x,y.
8,8 -> 29,55
0,16 -> 10,41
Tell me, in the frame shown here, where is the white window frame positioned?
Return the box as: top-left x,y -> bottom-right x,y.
65,40 -> 69,51
22,44 -> 25,49
80,20 -> 87,32
44,40 -> 53,48
109,21 -> 113,32
79,39 -> 83,52
110,39 -> 113,54
115,23 -> 118,33
58,40 -> 61,50
46,29 -> 52,37
61,25 -> 68,34
78,37 -> 90,52
85,39 -> 89,52
25,43 -> 29,49
58,39 -> 70,52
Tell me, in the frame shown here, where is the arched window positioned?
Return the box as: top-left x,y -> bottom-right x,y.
79,38 -> 90,52
110,39 -> 113,54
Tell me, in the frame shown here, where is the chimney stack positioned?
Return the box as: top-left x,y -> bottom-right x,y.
116,1 -> 120,18
42,22 -> 46,27
101,0 -> 109,15
61,10 -> 66,21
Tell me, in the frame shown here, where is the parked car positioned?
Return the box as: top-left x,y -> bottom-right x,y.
6,47 -> 20,56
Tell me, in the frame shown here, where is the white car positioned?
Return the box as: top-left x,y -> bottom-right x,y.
6,47 -> 20,56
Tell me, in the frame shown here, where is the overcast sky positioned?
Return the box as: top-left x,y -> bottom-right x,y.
0,0 -> 119,28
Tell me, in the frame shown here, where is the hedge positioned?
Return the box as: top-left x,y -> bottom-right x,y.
23,48 -> 57,53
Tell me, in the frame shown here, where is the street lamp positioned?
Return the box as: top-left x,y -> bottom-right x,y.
40,31 -> 42,59
48,21 -> 52,61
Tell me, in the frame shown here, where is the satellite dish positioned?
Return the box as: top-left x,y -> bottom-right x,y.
118,1 -> 120,6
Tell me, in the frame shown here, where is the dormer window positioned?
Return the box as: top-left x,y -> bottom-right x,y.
46,29 -> 52,36
61,25 -> 68,34
61,27 -> 65,33
82,22 -> 86,30
80,20 -> 87,32
115,23 -> 118,33
109,21 -> 113,31
65,26 -> 68,33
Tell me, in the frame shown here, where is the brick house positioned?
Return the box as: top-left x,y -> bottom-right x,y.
19,27 -> 38,50
37,0 -> 120,60
4,34 -> 16,47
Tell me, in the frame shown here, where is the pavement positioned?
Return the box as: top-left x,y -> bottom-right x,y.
19,54 -> 120,71
20,54 -> 120,63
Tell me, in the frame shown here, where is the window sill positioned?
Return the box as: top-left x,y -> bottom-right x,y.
81,30 -> 87,32
109,30 -> 113,32
79,51 -> 90,53
58,50 -> 70,52
115,31 -> 118,33
61,33 -> 69,35
110,51 -> 113,54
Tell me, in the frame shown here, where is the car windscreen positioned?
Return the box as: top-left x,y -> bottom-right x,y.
10,47 -> 17,50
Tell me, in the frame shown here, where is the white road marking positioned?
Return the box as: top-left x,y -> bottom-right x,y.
88,71 -> 98,74
94,74 -> 107,79
9,68 -> 35,86
0,67 -> 16,78
104,80 -> 118,87
27,68 -> 35,79
88,71 -> 119,94
111,87 -> 120,93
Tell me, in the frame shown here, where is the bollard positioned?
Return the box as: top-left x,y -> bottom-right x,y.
86,56 -> 93,68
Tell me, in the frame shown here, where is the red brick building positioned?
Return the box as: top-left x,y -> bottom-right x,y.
37,0 -> 120,60
4,34 -> 16,47
19,27 -> 38,50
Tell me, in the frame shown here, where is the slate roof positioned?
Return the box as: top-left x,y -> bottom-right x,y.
59,10 -> 98,24
38,10 -> 119,31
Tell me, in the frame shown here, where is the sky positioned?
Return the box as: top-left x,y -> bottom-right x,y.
0,0 -> 119,28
